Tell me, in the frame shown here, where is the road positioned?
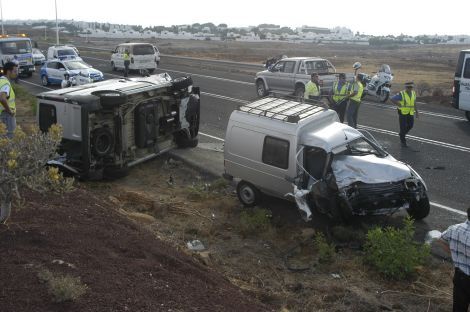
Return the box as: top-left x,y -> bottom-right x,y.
19,46 -> 469,231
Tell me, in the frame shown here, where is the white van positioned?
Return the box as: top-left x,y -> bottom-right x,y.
223,97 -> 430,221
47,45 -> 82,61
110,43 -> 160,73
453,49 -> 470,121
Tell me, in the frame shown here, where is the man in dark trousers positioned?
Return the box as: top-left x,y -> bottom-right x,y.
391,82 -> 419,147
440,207 -> 470,312
329,73 -> 349,123
123,49 -> 130,77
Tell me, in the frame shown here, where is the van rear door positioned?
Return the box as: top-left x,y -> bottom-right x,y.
457,52 -> 470,112
132,44 -> 157,70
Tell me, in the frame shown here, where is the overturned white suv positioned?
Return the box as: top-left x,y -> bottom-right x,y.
224,98 -> 430,221
37,74 -> 200,179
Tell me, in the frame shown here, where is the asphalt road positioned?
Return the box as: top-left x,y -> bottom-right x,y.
19,47 -> 469,231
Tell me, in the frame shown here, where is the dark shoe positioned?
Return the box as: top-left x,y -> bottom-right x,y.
400,141 -> 408,148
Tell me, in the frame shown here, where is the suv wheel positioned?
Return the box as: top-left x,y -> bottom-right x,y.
295,84 -> 305,99
236,181 -> 261,207
466,111 -> 470,122
256,80 -> 267,97
171,76 -> 193,91
111,61 -> 116,71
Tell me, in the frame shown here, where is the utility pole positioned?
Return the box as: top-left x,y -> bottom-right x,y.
0,0 -> 4,35
55,0 -> 59,44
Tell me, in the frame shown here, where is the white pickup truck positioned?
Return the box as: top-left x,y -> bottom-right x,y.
255,57 -> 354,98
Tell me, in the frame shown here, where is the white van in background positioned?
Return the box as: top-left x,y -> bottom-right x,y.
110,43 -> 160,73
453,49 -> 470,121
47,45 -> 82,61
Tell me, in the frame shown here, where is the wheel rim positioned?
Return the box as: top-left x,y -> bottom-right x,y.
239,185 -> 255,205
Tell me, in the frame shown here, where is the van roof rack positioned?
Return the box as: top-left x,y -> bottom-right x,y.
239,97 -> 325,123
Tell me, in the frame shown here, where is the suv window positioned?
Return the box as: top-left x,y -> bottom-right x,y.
262,136 -> 289,169
133,44 -> 155,55
282,61 -> 296,73
463,58 -> 470,79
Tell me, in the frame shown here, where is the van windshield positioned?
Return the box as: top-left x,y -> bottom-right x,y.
133,45 -> 154,55
0,40 -> 32,54
58,49 -> 77,57
335,137 -> 387,157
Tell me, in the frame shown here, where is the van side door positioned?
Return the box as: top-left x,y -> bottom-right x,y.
458,53 -> 470,111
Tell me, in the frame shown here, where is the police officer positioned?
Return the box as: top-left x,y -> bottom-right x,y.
304,73 -> 321,102
0,62 -> 18,139
329,73 -> 349,123
346,74 -> 364,129
123,49 -> 130,77
391,82 -> 419,147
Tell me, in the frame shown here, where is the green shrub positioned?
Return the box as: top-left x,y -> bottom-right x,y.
314,232 -> 336,263
38,269 -> 88,302
208,178 -> 229,192
239,207 -> 272,236
364,217 -> 430,280
186,183 -> 209,201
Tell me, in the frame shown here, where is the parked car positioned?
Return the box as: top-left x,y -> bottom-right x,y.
110,43 -> 160,73
40,59 -> 104,86
32,48 -> 46,65
223,97 -> 430,221
255,57 -> 354,98
452,49 -> 470,121
36,74 -> 200,179
47,45 -> 82,61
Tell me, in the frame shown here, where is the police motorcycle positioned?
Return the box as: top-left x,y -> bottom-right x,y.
61,72 -> 93,88
353,62 -> 393,102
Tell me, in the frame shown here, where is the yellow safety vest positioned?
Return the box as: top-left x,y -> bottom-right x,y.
0,77 -> 15,114
123,52 -> 130,61
398,90 -> 416,115
304,81 -> 320,99
332,81 -> 349,103
349,81 -> 364,102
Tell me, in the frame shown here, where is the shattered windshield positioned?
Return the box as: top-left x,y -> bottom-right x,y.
336,138 -> 387,157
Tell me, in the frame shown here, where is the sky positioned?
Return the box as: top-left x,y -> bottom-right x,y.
1,0 -> 469,36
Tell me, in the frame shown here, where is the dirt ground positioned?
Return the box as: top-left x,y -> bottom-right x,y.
1,155 -> 454,311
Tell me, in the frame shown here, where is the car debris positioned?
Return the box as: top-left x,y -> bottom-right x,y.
223,97 -> 430,221
187,240 -> 206,251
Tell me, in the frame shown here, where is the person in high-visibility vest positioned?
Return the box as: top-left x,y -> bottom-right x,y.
346,74 -> 364,129
123,49 -> 130,77
391,82 -> 419,147
304,73 -> 321,102
329,73 -> 349,122
0,62 -> 18,139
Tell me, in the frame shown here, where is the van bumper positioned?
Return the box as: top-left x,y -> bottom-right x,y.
222,173 -> 233,181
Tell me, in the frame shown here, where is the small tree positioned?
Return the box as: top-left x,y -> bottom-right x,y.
0,124 -> 74,223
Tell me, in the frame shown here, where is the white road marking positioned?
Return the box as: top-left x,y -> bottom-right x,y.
19,79 -> 54,91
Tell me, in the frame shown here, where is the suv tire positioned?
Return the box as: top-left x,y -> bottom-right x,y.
256,80 -> 267,97
111,61 -> 116,71
237,181 -> 261,207
466,111 -> 470,122
295,84 -> 305,98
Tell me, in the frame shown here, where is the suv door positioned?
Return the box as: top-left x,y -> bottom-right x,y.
46,61 -> 59,82
458,53 -> 470,112
271,60 -> 297,90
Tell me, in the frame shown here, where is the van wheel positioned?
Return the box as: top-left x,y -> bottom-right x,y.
41,75 -> 49,86
148,68 -> 155,74
237,181 -> 261,207
407,197 -> 430,220
466,111 -> 470,122
171,76 -> 192,91
174,130 -> 198,148
256,80 -> 267,97
111,61 -> 116,71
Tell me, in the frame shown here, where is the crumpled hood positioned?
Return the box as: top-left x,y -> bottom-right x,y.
332,154 -> 412,189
